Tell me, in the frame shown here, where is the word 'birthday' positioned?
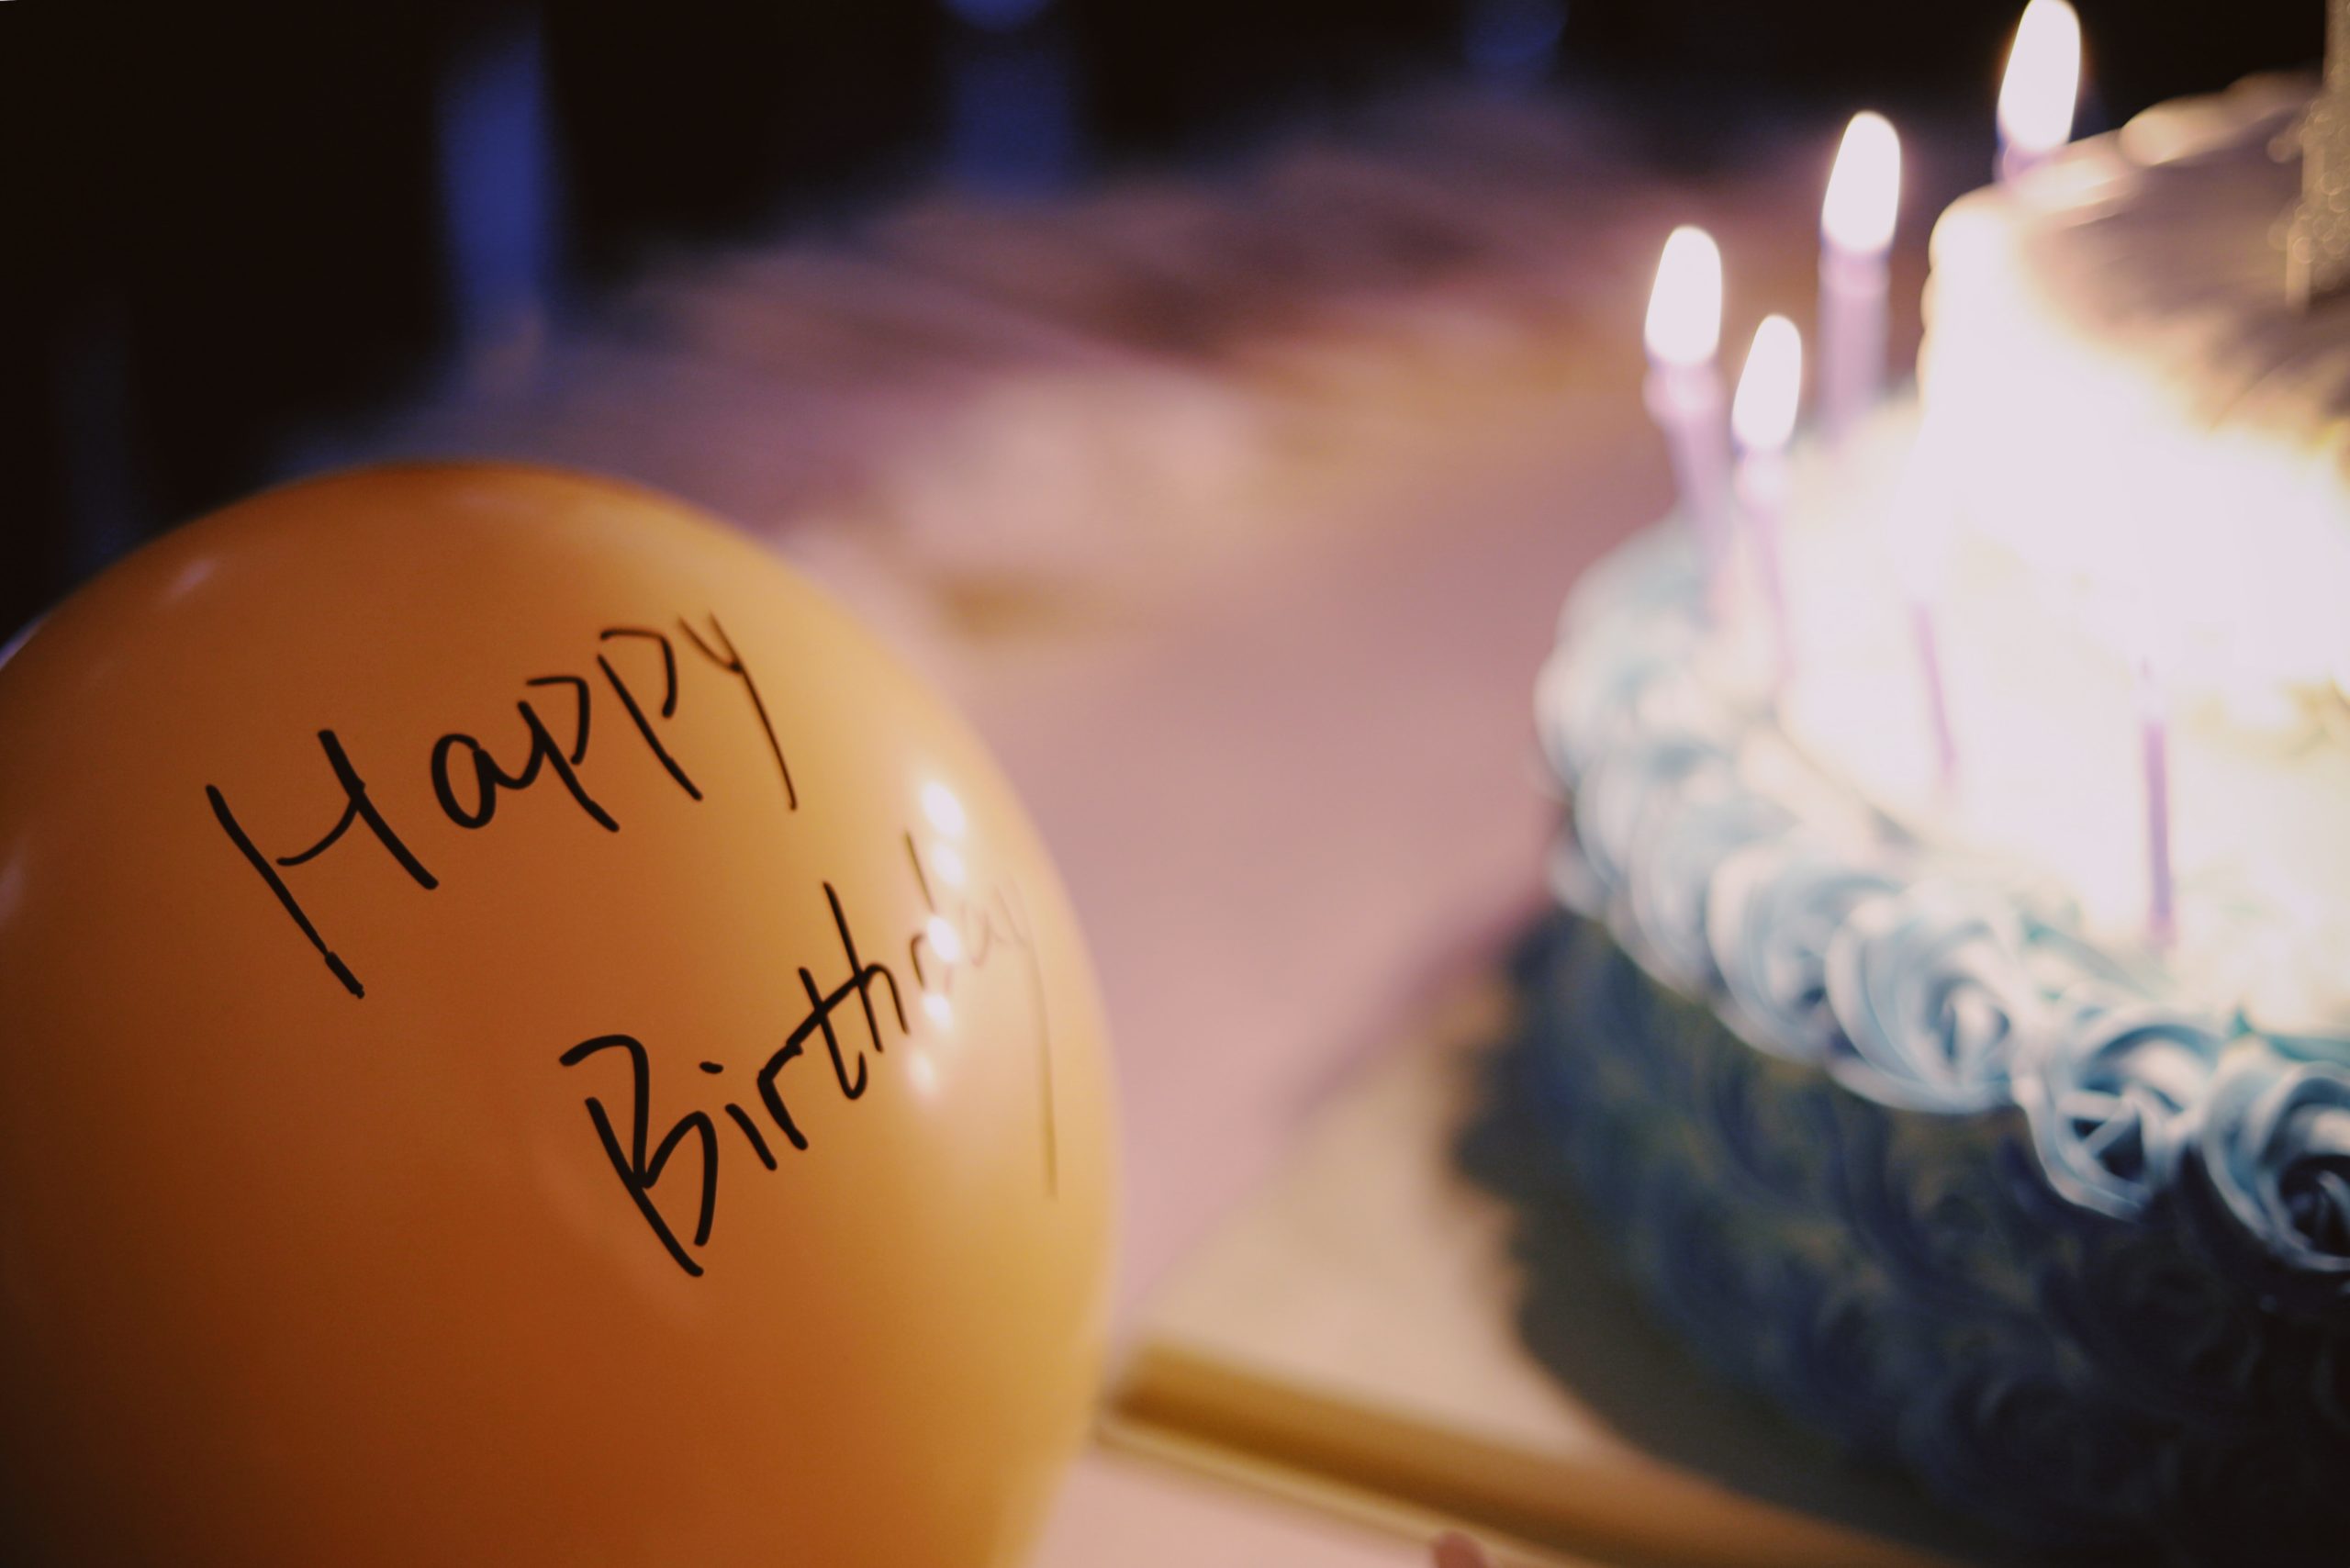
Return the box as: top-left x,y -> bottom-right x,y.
205,616 -> 792,999
558,836 -> 1055,1277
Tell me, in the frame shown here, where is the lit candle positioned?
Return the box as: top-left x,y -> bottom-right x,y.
1997,0 -> 2082,185
1644,226 -> 1733,612
1731,315 -> 1803,683
2138,654 -> 2176,946
1818,112 -> 1900,449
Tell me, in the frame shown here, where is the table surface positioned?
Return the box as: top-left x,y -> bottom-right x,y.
317,92 -> 1940,1562
1003,406 -> 1632,1568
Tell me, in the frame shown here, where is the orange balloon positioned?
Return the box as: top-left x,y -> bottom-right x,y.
0,465 -> 1117,1566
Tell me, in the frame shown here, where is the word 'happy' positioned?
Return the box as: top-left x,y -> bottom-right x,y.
204,616 -> 791,998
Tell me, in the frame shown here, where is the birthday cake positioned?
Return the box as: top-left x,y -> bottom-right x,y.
1521,76 -> 2350,1558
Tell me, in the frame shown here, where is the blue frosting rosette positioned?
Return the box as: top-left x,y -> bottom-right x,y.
1707,840 -> 1898,1064
1619,778 -> 1794,991
2192,1036 -> 2350,1314
2014,1002 -> 2223,1221
1822,885 -> 2042,1114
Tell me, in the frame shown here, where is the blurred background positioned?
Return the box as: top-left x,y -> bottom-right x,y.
0,0 -> 2322,639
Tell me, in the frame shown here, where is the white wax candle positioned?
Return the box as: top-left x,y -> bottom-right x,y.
1643,226 -> 1733,613
1732,315 -> 1803,683
1996,0 -> 2081,185
1818,113 -> 1900,449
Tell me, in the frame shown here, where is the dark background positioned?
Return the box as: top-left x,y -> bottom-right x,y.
0,0 -> 2322,639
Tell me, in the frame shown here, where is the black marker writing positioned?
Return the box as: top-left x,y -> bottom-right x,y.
205,731 -> 439,998
207,613 -> 789,1000
906,834 -> 1058,1196
555,1034 -> 718,1278
677,614 -> 797,810
563,857 -> 1050,1277
597,628 -> 701,801
431,697 -> 617,834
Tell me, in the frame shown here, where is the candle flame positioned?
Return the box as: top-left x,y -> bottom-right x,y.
1732,315 -> 1803,452
1821,112 -> 1902,253
1998,0 -> 2081,162
1645,226 -> 1723,367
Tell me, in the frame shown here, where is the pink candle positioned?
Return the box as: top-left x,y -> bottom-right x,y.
2138,655 -> 2177,946
1644,226 -> 1733,614
1911,600 -> 1959,789
1890,439 -> 1960,790
1818,113 -> 1900,449
1996,0 -> 2082,185
1732,315 -> 1803,683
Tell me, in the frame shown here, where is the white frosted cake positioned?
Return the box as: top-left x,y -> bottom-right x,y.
1925,73 -> 2350,706
1522,78 -> 2350,1558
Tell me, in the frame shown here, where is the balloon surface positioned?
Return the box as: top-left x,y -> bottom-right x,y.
0,465 -> 1117,1567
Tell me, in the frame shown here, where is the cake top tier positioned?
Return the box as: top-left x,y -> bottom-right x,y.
1920,75 -> 2350,700
1937,73 -> 2350,460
